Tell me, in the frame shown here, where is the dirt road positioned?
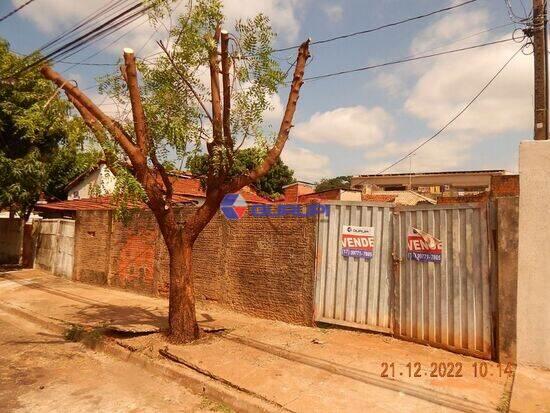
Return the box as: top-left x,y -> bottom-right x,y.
0,307 -> 227,413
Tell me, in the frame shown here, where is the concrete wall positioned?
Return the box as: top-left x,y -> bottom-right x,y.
494,197 -> 519,364
517,140 -> 550,368
74,207 -> 317,326
0,218 -> 23,264
34,219 -> 75,279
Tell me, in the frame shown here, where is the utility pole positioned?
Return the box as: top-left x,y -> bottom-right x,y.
533,0 -> 548,140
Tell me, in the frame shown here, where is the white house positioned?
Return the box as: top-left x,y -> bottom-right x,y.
66,161 -> 116,200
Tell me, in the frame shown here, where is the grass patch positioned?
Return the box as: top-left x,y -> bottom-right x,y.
199,396 -> 234,413
64,324 -> 104,349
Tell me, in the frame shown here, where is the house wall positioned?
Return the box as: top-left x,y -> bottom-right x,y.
73,207 -> 317,325
517,140 -> 550,368
68,165 -> 116,200
283,183 -> 315,202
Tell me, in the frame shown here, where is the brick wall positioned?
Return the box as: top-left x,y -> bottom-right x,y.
491,175 -> 519,197
74,210 -> 112,285
73,207 -> 317,325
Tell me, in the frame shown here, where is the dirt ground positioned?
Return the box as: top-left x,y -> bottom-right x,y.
0,306 -> 230,413
1,269 -> 549,413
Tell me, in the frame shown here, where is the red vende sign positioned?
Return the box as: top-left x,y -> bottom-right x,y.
341,234 -> 374,251
341,226 -> 375,259
407,229 -> 442,263
407,235 -> 442,254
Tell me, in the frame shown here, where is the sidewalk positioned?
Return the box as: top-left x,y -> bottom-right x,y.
1,269 -> 548,412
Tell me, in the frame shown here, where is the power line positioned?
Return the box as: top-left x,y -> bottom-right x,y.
4,2 -> 151,79
0,0 -> 37,23
273,0 -> 480,53
37,0 -> 132,54
376,46 -> 523,175
303,38 -> 515,82
59,17 -> 151,75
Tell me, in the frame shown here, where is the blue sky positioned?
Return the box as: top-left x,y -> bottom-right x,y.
0,0 -> 533,181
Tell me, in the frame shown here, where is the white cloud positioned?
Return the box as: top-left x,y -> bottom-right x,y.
410,8 -> 490,55
405,37 -> 532,136
15,0 -> 108,33
293,106 -> 394,147
281,146 -> 332,181
16,0 -> 305,53
373,72 -> 405,98
363,135 -> 476,174
322,4 -> 343,23
362,6 -> 533,175
221,0 -> 304,43
264,93 -> 284,122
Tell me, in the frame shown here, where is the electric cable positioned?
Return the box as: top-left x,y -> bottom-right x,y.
0,0 -> 38,23
273,0 -> 481,53
376,45 -> 524,175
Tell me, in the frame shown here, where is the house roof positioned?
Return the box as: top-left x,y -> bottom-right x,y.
64,160 -> 108,191
37,174 -> 271,212
356,169 -> 507,178
35,194 -> 194,211
373,190 -> 436,206
361,194 -> 397,203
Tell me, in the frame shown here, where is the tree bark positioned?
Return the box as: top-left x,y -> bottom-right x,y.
167,230 -> 199,343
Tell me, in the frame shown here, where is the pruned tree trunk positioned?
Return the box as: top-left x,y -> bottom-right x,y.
167,230 -> 199,343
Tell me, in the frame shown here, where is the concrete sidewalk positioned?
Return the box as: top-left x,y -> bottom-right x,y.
1,269 -> 548,412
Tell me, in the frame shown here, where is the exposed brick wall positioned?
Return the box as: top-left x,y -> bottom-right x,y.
73,207 -> 317,325
298,189 -> 341,202
282,183 -> 315,202
437,192 -> 489,204
74,210 -> 112,285
491,175 -> 519,197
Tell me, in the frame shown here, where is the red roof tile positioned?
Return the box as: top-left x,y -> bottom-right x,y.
361,194 -> 396,203
156,174 -> 272,204
37,175 -> 271,211
35,194 -> 193,211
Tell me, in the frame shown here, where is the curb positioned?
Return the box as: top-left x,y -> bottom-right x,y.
0,300 -> 290,413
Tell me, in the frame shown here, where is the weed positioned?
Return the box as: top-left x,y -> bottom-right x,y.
199,396 -> 234,413
64,324 -> 104,349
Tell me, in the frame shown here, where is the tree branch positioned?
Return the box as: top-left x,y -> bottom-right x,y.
65,93 -> 118,176
40,66 -> 143,166
220,29 -> 233,149
40,65 -> 168,220
225,39 -> 311,192
150,145 -> 174,204
208,25 -> 223,146
157,40 -> 213,124
123,48 -> 150,155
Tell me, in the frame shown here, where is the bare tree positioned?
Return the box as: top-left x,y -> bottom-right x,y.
41,26 -> 310,342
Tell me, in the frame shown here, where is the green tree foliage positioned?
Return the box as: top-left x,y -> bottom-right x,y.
187,148 -> 295,197
98,0 -> 286,196
0,39 -> 92,217
315,176 -> 352,192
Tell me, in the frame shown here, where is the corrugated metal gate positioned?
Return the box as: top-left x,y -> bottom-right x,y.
314,201 -> 493,359
315,201 -> 394,333
393,204 -> 492,359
